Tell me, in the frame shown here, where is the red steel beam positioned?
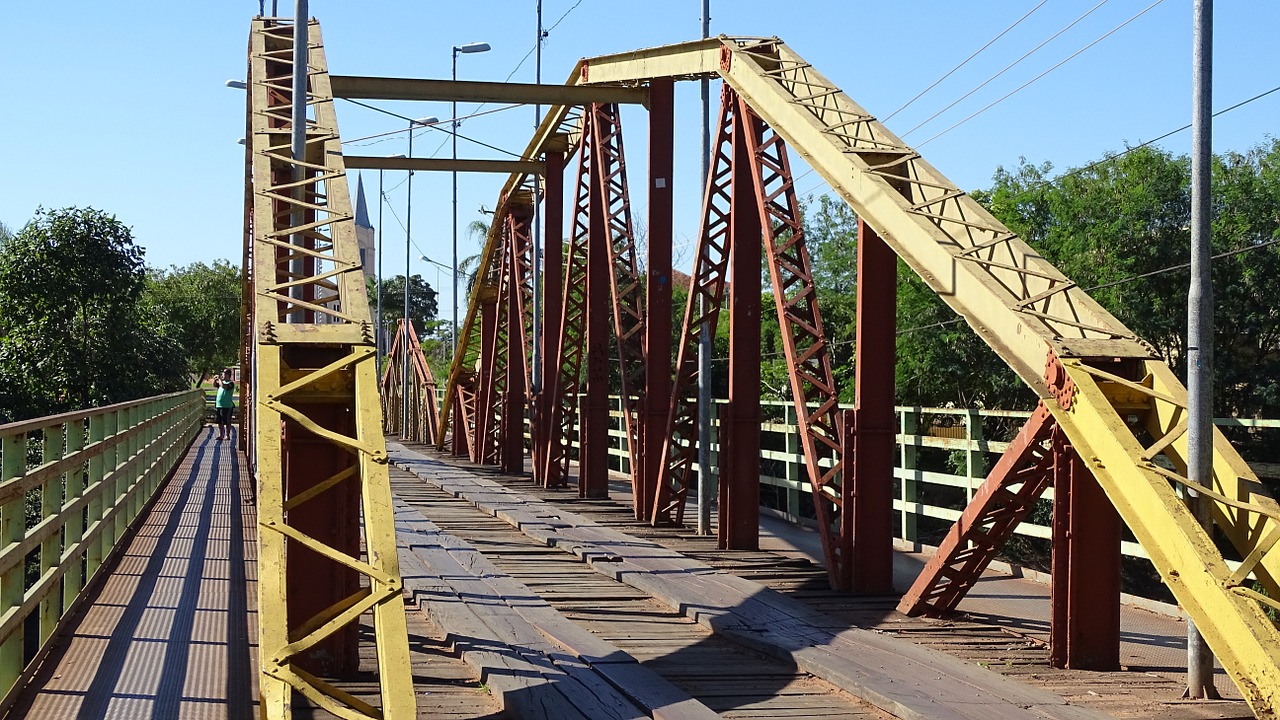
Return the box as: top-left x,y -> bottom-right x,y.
720,100 -> 762,551
851,219 -> 896,594
642,78 -> 674,519
474,292 -> 500,464
1050,426 -> 1121,670
581,110 -> 612,499
537,147 -> 565,486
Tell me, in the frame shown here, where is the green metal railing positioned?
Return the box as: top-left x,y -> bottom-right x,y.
0,389 -> 203,703
574,397 -> 1280,563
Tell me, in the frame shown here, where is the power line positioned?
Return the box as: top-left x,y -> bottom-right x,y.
883,0 -> 1051,123
342,103 -> 522,147
916,0 -> 1167,149
338,98 -> 523,158
900,0 -> 1112,139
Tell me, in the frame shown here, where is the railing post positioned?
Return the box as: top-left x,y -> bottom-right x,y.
40,423 -> 65,644
86,413 -> 105,580
64,418 -> 86,613
784,404 -> 801,524
964,408 -> 985,504
900,407 -> 919,550
0,432 -> 27,696
106,408 -> 122,547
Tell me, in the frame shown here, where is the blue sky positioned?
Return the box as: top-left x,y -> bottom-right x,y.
2,1 -> 1277,318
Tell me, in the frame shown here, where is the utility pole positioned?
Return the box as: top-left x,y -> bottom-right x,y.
1185,0 -> 1220,701
289,0 -> 309,323
532,1 -> 545,400
696,0 -> 713,535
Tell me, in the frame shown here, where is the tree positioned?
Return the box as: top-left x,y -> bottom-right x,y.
0,207 -> 186,421
143,260 -> 242,384
368,274 -> 438,341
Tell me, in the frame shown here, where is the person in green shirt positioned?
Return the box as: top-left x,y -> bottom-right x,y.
214,369 -> 236,441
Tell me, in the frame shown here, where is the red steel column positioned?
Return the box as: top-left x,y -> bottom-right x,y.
474,297 -> 499,464
580,118 -> 611,498
538,147 -> 565,485
642,78 -> 675,519
851,219 -> 896,594
720,107 -> 761,551
451,391 -> 466,457
1050,428 -> 1121,670
502,256 -> 526,475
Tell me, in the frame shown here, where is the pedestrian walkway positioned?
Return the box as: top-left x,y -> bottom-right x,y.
6,427 -> 258,720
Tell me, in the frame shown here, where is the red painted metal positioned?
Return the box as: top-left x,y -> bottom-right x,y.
642,79 -> 674,519
536,148 -> 565,486
542,126 -> 594,489
744,94 -> 847,587
720,99 -> 763,551
474,287 -> 501,464
850,219 -> 896,594
581,111 -> 612,499
897,403 -> 1056,616
503,204 -> 535,474
652,85 -> 737,526
590,104 -> 647,509
1050,426 -> 1121,670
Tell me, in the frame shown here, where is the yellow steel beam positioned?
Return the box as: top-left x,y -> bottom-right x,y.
330,75 -> 648,105
247,18 -> 415,720
344,155 -> 544,174
424,34 -> 1277,715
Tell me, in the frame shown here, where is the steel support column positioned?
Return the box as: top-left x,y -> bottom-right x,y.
720,105 -> 762,551
581,118 -> 611,498
537,146 -> 566,486
642,78 -> 674,519
1051,427 -> 1122,670
851,219 -> 896,594
474,294 -> 499,464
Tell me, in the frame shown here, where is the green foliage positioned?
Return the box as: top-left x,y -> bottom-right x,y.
368,273 -> 439,342
0,207 -> 187,421
143,260 -> 242,384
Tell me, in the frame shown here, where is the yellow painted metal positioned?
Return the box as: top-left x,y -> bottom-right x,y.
440,33 -> 1280,716
246,17 -> 415,720
330,75 -> 649,105
0,391 -> 202,711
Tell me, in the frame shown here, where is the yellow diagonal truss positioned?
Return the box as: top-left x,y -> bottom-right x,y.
443,34 -> 1280,718
245,17 -> 415,720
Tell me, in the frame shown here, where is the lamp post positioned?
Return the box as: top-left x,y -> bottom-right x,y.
452,40 -> 491,363
403,116 -> 439,436
377,154 -> 407,380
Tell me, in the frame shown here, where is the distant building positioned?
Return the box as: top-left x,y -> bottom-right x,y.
354,174 -> 375,284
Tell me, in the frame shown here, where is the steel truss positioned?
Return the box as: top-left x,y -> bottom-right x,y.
435,34 -> 1280,714
380,319 -> 440,445
244,18 -> 414,720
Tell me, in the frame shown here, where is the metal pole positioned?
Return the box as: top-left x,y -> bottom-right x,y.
452,50 -> 460,360
403,122 -> 415,437
696,0 -> 713,536
1186,0 -> 1219,699
289,1 -> 309,323
377,168 -> 384,380
532,1 -> 544,401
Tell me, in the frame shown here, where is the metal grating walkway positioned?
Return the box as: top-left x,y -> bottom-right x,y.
7,427 -> 257,720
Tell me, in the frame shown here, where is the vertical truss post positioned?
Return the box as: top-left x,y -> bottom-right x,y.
581,114 -> 612,498
720,99 -> 763,551
643,78 -> 675,519
537,145 -> 566,486
247,18 -> 413,719
897,404 -> 1056,616
450,391 -> 467,457
851,219 -> 897,593
1051,426 -> 1121,670
590,104 -> 647,509
652,85 -> 737,526
503,203 -> 535,475
474,292 -> 500,464
543,126 -> 593,490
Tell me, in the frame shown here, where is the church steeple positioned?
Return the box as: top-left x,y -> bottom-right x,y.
354,173 -> 373,229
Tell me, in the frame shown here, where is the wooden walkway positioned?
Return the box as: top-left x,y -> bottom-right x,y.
389,441 -> 1254,720
8,428 -> 505,720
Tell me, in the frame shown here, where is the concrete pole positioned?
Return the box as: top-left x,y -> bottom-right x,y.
1186,0 -> 1220,700
289,1 -> 309,323
696,0 -> 713,536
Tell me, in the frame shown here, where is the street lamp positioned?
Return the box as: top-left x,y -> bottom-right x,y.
404,116 -> 440,436
452,40 -> 491,363
377,153 -> 406,380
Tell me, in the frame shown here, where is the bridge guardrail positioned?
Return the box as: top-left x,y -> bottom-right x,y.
0,389 -> 204,704
535,395 -> 1277,566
